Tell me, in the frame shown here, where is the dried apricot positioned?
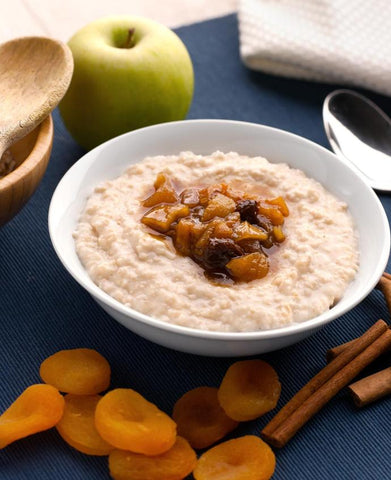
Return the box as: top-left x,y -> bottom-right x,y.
172,387 -> 238,449
95,389 -> 176,455
218,360 -> 281,421
0,384 -> 64,449
56,394 -> 114,456
193,435 -> 275,480
40,348 -> 111,395
108,436 -> 197,480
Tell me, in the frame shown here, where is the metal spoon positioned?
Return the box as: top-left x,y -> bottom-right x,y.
0,36 -> 73,158
323,89 -> 391,191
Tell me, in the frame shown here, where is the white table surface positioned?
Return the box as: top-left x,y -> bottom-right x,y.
0,0 -> 237,43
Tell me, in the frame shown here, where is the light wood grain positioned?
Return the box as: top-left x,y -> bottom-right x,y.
0,115 -> 53,226
0,0 -> 237,43
0,37 -> 73,154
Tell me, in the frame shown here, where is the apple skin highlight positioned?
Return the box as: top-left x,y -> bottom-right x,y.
59,16 -> 194,150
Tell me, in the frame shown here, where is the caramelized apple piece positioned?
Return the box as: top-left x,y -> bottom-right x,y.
142,204 -> 190,233
265,196 -> 289,217
213,221 -> 233,239
181,188 -> 200,207
194,224 -> 216,253
198,184 -> 228,206
272,225 -> 285,243
224,212 -> 241,228
142,173 -> 178,207
226,252 -> 269,281
233,222 -> 268,242
202,194 -> 236,222
258,202 -> 284,226
174,218 -> 193,256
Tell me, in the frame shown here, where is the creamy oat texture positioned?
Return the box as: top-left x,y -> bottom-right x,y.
74,152 -> 359,332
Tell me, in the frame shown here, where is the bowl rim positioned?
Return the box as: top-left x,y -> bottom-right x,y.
49,118 -> 390,341
0,114 -> 53,191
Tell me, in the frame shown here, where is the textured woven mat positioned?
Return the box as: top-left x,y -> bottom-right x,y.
0,14 -> 390,479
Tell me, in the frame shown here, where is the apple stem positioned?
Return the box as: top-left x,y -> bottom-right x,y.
122,28 -> 136,49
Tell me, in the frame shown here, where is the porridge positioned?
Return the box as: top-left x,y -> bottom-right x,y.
74,151 -> 359,332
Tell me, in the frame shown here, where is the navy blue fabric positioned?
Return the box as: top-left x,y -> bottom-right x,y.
1,14 -> 391,479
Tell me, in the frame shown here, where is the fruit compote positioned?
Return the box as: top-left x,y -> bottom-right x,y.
141,173 -> 289,284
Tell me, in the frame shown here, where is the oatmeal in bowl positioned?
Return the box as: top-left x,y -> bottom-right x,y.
49,120 -> 389,355
74,151 -> 359,333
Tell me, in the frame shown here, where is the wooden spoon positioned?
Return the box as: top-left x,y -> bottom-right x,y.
0,36 -> 73,157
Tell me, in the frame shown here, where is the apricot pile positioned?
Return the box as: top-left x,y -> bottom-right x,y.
0,350 -> 280,480
141,173 -> 289,283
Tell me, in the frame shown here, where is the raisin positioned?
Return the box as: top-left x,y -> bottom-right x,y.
236,199 -> 258,224
194,238 -> 243,271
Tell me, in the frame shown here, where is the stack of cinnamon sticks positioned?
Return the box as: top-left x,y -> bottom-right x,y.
262,272 -> 391,449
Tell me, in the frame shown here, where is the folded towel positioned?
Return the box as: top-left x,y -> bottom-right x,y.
238,0 -> 391,96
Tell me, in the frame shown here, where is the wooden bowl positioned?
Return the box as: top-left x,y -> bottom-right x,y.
0,114 -> 53,227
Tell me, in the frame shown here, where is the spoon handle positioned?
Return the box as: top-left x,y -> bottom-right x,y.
0,37 -> 73,159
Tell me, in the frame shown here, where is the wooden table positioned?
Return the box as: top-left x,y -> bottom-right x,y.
0,0 -> 237,42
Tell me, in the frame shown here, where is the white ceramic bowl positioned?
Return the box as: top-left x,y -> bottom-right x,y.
49,120 -> 390,356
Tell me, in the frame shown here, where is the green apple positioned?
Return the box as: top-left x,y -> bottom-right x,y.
59,16 -> 194,150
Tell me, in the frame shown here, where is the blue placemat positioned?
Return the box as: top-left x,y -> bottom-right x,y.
1,14 -> 391,480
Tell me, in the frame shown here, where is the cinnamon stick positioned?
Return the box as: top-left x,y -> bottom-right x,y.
378,275 -> 391,317
326,273 -> 391,362
261,320 -> 391,448
348,366 -> 391,407
383,272 -> 391,281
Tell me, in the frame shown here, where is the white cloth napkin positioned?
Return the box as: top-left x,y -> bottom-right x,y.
238,0 -> 391,96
